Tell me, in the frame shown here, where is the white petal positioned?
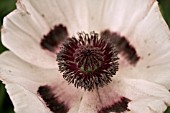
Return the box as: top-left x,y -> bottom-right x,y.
0,51 -> 60,90
78,91 -> 101,113
20,0 -> 88,34
124,2 -> 170,89
99,0 -> 155,36
128,98 -> 167,113
87,0 -> 106,32
133,2 -> 170,60
16,0 -> 49,34
114,78 -> 170,112
77,78 -> 170,113
2,9 -> 58,68
78,86 -> 127,113
115,78 -> 170,102
0,51 -> 83,113
4,83 -> 51,113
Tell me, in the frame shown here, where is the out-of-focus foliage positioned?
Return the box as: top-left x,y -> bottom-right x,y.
158,0 -> 170,28
0,0 -> 170,113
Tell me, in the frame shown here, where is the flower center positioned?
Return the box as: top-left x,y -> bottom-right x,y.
74,45 -> 103,73
57,32 -> 119,91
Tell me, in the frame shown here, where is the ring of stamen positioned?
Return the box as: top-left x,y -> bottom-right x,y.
57,31 -> 119,91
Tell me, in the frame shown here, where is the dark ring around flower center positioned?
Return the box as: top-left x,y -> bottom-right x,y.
57,31 -> 119,91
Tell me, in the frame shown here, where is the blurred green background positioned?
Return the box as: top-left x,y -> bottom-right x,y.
0,0 -> 170,113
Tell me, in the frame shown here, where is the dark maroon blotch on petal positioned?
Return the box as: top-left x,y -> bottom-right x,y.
98,97 -> 131,113
41,24 -> 68,52
37,85 -> 69,113
101,30 -> 140,65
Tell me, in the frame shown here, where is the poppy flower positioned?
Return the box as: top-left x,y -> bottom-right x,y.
1,0 -> 170,113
